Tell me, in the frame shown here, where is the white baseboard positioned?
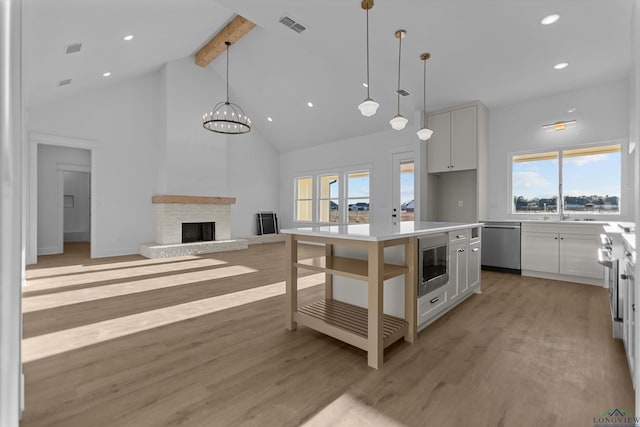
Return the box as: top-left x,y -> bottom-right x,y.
37,246 -> 60,255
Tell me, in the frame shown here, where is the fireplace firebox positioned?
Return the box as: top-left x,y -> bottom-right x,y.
182,222 -> 215,243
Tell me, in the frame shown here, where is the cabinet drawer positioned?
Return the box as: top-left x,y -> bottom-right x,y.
419,287 -> 447,324
449,229 -> 469,244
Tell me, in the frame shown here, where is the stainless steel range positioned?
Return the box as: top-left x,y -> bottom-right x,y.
598,234 -> 623,339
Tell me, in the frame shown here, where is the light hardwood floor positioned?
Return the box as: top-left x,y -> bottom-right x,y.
21,242 -> 633,426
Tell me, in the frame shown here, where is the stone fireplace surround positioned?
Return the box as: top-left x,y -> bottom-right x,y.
139,195 -> 247,258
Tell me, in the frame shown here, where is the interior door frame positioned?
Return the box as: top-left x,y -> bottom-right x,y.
28,132 -> 98,263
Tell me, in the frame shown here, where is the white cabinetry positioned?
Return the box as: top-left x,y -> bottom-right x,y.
448,230 -> 470,302
521,231 -> 559,273
468,240 -> 481,289
521,223 -> 604,285
427,105 -> 477,173
418,226 -> 482,330
423,102 -> 488,223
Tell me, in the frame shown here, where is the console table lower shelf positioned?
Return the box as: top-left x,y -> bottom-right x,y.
296,299 -> 408,351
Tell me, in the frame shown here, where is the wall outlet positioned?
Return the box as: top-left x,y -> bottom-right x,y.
458,200 -> 463,207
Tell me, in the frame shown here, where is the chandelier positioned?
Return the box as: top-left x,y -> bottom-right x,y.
203,41 -> 251,134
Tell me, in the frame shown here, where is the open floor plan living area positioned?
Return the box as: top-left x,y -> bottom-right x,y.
1,0 -> 640,426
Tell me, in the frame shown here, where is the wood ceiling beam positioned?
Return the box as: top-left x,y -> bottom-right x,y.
195,15 -> 256,67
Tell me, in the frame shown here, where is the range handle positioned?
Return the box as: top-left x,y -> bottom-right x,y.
597,248 -> 614,268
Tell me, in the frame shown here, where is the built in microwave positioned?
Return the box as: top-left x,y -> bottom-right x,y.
418,233 -> 449,298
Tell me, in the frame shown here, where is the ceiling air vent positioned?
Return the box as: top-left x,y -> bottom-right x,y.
279,15 -> 306,33
58,79 -> 72,87
64,43 -> 82,54
396,89 -> 410,97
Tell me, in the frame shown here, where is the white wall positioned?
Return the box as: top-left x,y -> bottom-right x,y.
164,57 -> 281,237
226,126 -> 280,236
27,57 -> 281,259
0,0 -> 22,423
163,58 -> 227,196
631,0 -> 640,410
487,79 -> 633,221
279,127 -> 421,229
36,145 -> 90,254
28,72 -> 163,257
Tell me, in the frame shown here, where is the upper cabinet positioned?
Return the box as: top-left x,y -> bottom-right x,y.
427,105 -> 479,173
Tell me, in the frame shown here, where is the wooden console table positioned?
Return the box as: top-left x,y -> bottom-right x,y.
284,232 -> 417,369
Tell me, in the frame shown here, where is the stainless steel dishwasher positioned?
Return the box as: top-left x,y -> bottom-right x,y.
481,222 -> 521,273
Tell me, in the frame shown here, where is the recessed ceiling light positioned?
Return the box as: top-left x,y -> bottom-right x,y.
362,82 -> 368,88
568,108 -> 576,113
102,72 -> 111,77
123,34 -> 134,41
553,62 -> 568,70
267,117 -> 273,122
541,14 -> 560,25
307,102 -> 313,108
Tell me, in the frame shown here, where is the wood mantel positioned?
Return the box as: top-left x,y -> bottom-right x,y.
152,195 -> 236,205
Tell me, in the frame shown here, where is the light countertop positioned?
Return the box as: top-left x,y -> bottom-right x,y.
281,221 -> 481,242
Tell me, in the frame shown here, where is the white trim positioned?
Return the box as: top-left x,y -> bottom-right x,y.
28,133 -> 98,263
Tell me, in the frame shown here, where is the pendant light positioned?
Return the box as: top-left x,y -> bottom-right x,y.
203,41 -> 251,134
417,53 -> 434,141
389,29 -> 408,130
358,0 -> 379,117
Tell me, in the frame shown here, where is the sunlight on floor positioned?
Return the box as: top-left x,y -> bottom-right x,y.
24,257 -> 229,292
22,273 -> 325,363
23,264 -> 257,312
26,255 -> 212,279
302,393 -> 408,426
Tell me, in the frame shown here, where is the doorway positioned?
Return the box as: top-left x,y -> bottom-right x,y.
61,168 -> 91,256
29,133 -> 97,264
392,152 -> 416,222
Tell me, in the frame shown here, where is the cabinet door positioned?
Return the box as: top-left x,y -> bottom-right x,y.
559,233 -> 604,279
448,243 -> 468,301
468,241 -> 481,290
521,232 -> 559,273
450,105 -> 477,171
427,111 -> 451,173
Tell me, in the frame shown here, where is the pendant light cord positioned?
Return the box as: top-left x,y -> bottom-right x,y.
396,34 -> 402,114
366,8 -> 370,99
422,58 -> 427,124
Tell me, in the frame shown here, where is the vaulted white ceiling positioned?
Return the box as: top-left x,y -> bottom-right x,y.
23,0 -> 633,152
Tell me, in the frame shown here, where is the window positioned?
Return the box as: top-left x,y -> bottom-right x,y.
294,168 -> 371,224
295,177 -> 313,221
347,171 -> 370,224
512,144 -> 621,214
319,174 -> 339,223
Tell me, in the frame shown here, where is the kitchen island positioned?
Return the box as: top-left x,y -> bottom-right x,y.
281,221 -> 482,369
